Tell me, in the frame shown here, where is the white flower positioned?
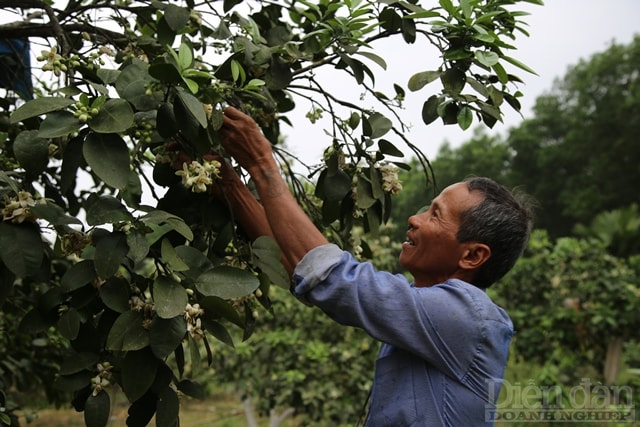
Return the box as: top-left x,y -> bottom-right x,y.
377,163 -> 403,195
175,160 -> 221,193
2,191 -> 41,223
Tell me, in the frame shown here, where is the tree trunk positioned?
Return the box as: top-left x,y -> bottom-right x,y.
603,337 -> 624,386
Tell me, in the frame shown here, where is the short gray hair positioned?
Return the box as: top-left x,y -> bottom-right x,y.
457,177 -> 535,288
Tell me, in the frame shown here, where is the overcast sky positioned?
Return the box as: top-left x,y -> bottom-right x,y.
284,0 -> 640,166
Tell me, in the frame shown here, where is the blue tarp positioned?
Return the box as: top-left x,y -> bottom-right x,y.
0,38 -> 33,100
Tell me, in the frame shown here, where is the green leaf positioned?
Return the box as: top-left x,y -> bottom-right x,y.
156,386 -> 180,427
502,55 -> 538,75
323,168 -> 351,202
364,112 -> 392,139
84,391 -> 110,427
252,236 -> 289,289
176,90 -> 207,128
161,238 -> 190,272
58,308 -> 81,340
369,166 -> 384,200
178,42 -> 193,70
475,50 -> 500,67
266,55 -> 292,91
97,68 -> 121,84
354,51 -> 387,70
88,99 -> 134,133
100,277 -> 131,313
199,296 -> 244,329
149,62 -> 183,85
38,111 -> 80,138
439,0 -> 455,14
85,195 -> 133,226
421,95 -> 441,125
164,4 -> 191,32
155,102 -> 179,139
94,232 -> 128,279
59,352 -> 99,375
356,178 -> 376,209
457,106 -> 473,130
460,0 -> 472,19
408,70 -> 441,92
13,130 -> 50,174
126,230 -> 151,264
196,266 -> 260,299
177,379 -> 205,399
106,310 -> 149,351
61,259 -> 96,292
121,349 -> 159,402
141,210 -> 194,241
10,97 -> 74,123
200,318 -> 234,347
441,67 -> 466,95
150,316 -> 187,360
0,170 -> 20,194
491,62 -> 509,84
83,132 -> 131,190
53,371 -> 94,392
378,139 -> 404,157
153,275 -> 188,319
115,60 -> 162,111
31,202 -> 82,226
0,222 -> 44,278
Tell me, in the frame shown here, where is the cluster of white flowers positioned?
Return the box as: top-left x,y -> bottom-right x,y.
175,160 -> 222,193
37,46 -> 66,76
2,191 -> 43,223
91,362 -> 113,396
184,303 -> 205,339
377,162 -> 403,195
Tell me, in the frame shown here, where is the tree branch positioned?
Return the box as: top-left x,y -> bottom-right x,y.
0,0 -> 69,54
0,22 -> 130,50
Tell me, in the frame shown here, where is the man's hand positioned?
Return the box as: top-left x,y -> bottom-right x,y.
220,106 -> 275,173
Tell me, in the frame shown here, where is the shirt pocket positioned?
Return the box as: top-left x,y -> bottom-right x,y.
368,352 -> 422,426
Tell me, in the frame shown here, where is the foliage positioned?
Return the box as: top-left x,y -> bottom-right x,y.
210,288 -> 378,427
0,0 -> 540,425
574,204 -> 640,259
507,35 -> 640,237
491,230 -> 640,389
391,36 -> 640,241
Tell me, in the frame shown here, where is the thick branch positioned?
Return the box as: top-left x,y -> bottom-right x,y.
0,0 -> 69,54
0,22 -> 131,50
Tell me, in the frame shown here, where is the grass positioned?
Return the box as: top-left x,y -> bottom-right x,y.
19,390 -> 300,427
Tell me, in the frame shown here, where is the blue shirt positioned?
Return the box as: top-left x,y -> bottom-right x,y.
292,244 -> 513,426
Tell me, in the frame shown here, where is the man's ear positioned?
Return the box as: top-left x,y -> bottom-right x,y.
459,243 -> 491,271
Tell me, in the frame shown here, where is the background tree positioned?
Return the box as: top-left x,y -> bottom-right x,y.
0,1 -> 541,426
391,35 -> 640,240
508,35 -> 640,237
492,230 -> 639,391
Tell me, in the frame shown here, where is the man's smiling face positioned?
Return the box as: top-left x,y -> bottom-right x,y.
399,182 -> 485,287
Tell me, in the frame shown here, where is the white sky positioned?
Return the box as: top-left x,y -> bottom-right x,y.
3,1 -> 638,167
284,0 -> 640,166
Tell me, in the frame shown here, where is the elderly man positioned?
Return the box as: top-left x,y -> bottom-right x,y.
212,106 -> 534,426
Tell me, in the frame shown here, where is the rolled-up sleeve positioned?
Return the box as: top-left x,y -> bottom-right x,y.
292,243 -> 344,304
